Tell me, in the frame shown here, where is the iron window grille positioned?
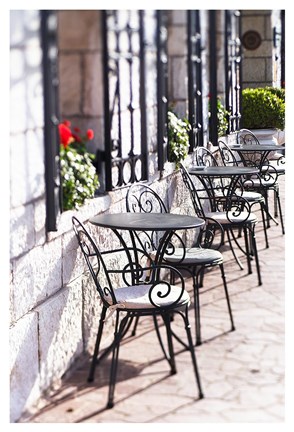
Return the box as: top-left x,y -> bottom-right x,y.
102,10 -> 148,191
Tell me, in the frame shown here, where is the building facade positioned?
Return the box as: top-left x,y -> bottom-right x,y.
9,9 -> 284,422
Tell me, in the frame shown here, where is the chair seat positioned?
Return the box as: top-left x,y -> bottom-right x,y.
234,190 -> 264,203
105,283 -> 190,310
206,211 -> 258,224
164,247 -> 223,265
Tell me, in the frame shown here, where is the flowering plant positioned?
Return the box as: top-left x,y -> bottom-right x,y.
58,120 -> 99,211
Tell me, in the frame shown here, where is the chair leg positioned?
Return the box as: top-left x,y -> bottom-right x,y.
243,226 -> 252,275
161,312 -> 177,374
250,225 -> 262,286
88,305 -> 107,382
275,187 -> 285,234
260,201 -> 269,248
107,313 -> 130,408
193,269 -> 202,346
181,306 -> 204,399
219,263 -> 235,332
131,316 -> 140,336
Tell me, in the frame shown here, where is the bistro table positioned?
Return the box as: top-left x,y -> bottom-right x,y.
189,165 -> 259,207
89,212 -> 205,284
229,144 -> 281,169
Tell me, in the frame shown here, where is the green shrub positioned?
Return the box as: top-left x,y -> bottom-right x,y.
168,110 -> 191,168
241,87 -> 285,130
264,86 -> 285,102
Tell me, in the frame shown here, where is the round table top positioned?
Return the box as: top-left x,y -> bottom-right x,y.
189,165 -> 259,176
230,144 -> 280,152
89,212 -> 205,231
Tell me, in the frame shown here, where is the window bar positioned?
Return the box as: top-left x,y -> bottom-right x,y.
225,10 -> 241,133
139,11 -> 148,180
41,10 -> 61,231
187,10 -> 204,153
157,10 -> 168,172
209,10 -> 218,146
281,10 -> 285,88
102,10 -> 113,191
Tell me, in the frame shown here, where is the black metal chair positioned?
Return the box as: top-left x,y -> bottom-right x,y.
180,163 -> 262,286
218,140 -> 269,248
236,129 -> 285,235
195,146 -> 219,167
126,183 -> 235,346
72,216 -> 203,408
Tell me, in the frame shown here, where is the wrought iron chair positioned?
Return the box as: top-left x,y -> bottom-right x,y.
195,146 -> 219,167
180,163 -> 262,286
236,129 -> 285,235
218,140 -> 269,248
126,183 -> 235,346
72,216 -> 203,408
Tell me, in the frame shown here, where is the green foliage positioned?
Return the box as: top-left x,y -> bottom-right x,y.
216,98 -> 229,137
264,86 -> 285,102
208,98 -> 230,138
60,147 -> 99,211
241,87 -> 285,130
168,110 -> 191,168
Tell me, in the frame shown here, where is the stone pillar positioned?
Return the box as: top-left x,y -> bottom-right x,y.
241,10 -> 275,88
167,10 -> 188,118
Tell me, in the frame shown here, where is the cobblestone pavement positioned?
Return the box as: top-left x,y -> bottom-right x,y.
20,175 -> 288,425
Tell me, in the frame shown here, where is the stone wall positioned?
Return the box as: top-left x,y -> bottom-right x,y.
58,10 -> 104,154
9,9 -> 192,422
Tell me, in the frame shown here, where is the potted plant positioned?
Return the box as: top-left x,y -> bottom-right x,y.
168,110 -> 191,168
241,87 -> 285,145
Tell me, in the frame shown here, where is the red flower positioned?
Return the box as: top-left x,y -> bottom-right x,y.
73,127 -> 81,133
59,123 -> 74,148
63,120 -> 71,128
86,129 -> 94,140
72,133 -> 82,143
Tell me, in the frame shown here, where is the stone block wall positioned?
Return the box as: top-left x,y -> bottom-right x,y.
9,10 -> 186,423
58,10 -> 104,154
